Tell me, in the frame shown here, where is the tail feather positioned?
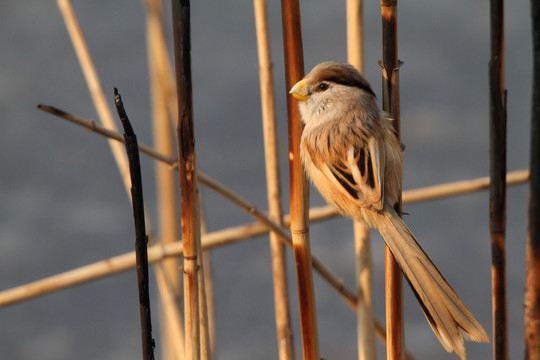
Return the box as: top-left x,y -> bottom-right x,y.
372,205 -> 489,359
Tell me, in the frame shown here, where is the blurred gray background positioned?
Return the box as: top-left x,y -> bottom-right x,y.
0,0 -> 532,359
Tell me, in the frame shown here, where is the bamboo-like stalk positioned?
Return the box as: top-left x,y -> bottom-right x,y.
154,262 -> 185,358
254,1 -> 295,359
196,195 -> 212,360
402,170 -> 528,204
281,2 -> 321,357
380,1 -> 404,359
489,0 -> 508,358
3,167 -> 527,309
171,1 -> 201,359
347,1 -> 375,359
525,1 -> 540,358
354,221 -> 375,360
0,226 -> 259,308
56,0 -> 132,199
144,1 -> 183,358
347,0 -> 365,74
200,248 -> 215,358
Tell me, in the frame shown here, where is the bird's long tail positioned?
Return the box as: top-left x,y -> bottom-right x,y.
372,205 -> 489,360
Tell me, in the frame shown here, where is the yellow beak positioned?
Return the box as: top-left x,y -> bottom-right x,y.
289,79 -> 309,101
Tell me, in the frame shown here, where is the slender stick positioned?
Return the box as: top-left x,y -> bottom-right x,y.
379,1 -> 404,359
489,0 -> 508,358
195,195 -> 212,360
171,1 -> 200,359
354,221 -> 375,360
37,105 -> 178,167
200,249 -> 215,358
114,89 -> 156,360
281,2 -> 321,358
154,262 -> 185,358
2,165 -> 528,311
347,0 -> 365,74
347,1 -> 375,359
525,1 -> 540,358
0,225 -> 260,308
56,0 -> 132,198
402,170 -> 528,204
254,1 -> 295,359
144,1 -> 183,358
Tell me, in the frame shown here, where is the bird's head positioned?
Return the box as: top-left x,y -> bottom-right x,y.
289,61 -> 377,125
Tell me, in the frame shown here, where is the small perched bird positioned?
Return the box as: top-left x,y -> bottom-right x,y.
290,61 -> 489,359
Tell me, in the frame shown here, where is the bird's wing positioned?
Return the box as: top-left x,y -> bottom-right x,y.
320,134 -> 385,211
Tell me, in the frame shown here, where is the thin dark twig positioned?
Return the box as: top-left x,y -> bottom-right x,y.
114,88 -> 156,360
525,1 -> 540,358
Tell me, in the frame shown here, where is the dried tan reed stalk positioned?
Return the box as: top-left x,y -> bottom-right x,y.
254,1 -> 295,359
144,1 -> 183,358
154,262 -> 185,358
402,170 -> 528,204
347,0 -> 365,75
354,222 -> 375,360
0,224 -> 258,308
347,1 -> 376,359
195,197 -> 212,360
56,0 -> 132,199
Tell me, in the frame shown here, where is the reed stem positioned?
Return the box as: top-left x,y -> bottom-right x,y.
380,1 -> 404,358
525,1 -> 540,358
171,1 -> 201,358
281,0 -> 321,358
489,0 -> 508,358
254,0 -> 295,359
347,1 -> 375,359
144,0 -> 183,358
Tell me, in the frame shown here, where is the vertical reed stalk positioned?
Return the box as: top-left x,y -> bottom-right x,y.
201,250 -> 215,355
254,1 -> 295,359
171,1 -> 201,359
354,222 -> 375,360
347,0 -> 365,74
347,1 -> 376,359
198,205 -> 215,358
379,1 -> 404,359
489,0 -> 508,359
154,263 -> 185,358
281,0 -> 320,359
197,199 -> 212,360
525,1 -> 540,358
144,1 -> 183,358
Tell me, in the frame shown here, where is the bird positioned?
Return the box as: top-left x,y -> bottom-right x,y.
289,61 -> 489,359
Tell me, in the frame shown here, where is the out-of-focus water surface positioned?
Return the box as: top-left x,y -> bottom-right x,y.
0,1 -> 531,358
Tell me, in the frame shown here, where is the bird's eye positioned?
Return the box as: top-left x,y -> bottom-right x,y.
317,83 -> 329,92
